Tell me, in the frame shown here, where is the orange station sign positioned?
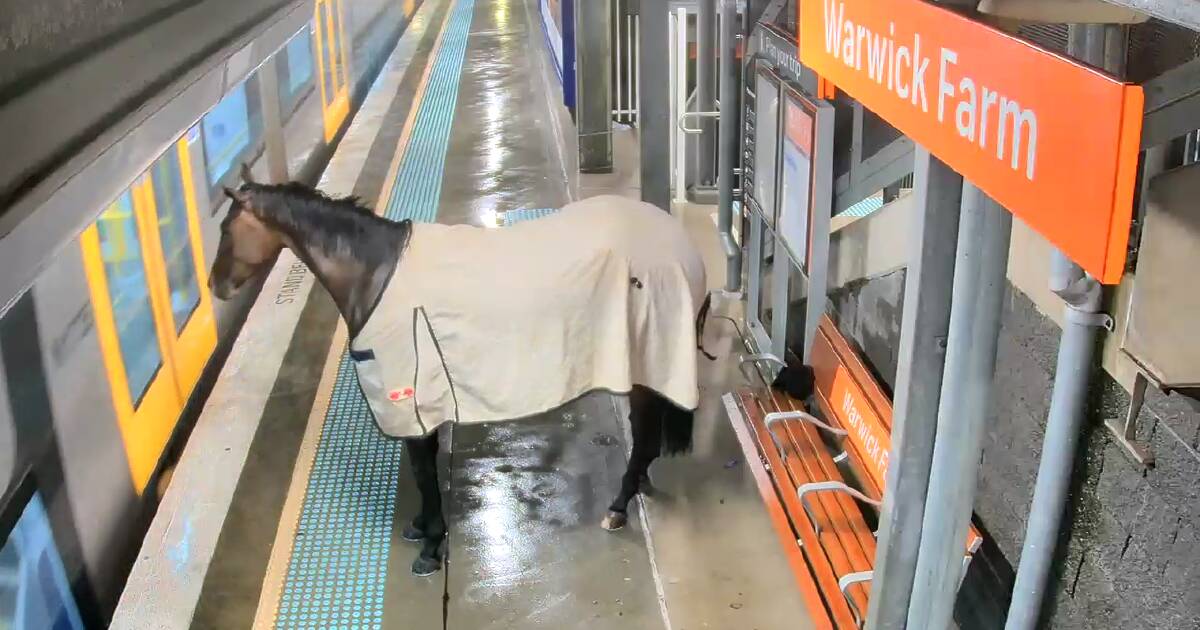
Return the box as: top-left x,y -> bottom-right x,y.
799,0 -> 1144,284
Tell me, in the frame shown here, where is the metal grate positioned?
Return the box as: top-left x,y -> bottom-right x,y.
1127,18 -> 1200,82
1018,18 -> 1200,82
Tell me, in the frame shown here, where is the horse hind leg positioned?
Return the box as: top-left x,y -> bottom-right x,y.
403,431 -> 446,576
603,387 -> 664,531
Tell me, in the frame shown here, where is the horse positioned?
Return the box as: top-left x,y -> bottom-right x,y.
209,166 -> 712,577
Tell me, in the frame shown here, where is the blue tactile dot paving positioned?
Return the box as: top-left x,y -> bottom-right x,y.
273,0 -> 477,627
500,207 -> 560,226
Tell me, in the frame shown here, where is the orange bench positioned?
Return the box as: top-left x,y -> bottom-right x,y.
807,316 -> 984,570
726,315 -> 984,629
728,389 -> 871,629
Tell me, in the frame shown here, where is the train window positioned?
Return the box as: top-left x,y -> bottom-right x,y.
202,82 -> 253,187
95,190 -> 162,404
0,493 -> 85,630
150,151 -> 202,333
280,28 -> 316,116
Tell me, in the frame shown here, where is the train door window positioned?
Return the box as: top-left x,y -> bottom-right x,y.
0,492 -> 85,630
93,190 -> 162,403
145,142 -> 218,401
82,180 -> 185,492
315,0 -> 351,141
150,151 -> 201,333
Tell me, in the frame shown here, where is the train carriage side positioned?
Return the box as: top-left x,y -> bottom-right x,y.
0,1 -> 424,625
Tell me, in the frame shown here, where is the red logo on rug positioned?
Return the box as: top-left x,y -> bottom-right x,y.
388,387 -> 415,402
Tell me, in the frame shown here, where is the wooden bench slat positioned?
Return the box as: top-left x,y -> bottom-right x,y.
725,394 -> 837,630
739,392 -> 862,630
772,390 -> 880,561
767,390 -> 877,618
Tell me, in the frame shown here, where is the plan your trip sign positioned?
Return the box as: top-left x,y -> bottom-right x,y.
753,22 -> 816,93
799,0 -> 1144,284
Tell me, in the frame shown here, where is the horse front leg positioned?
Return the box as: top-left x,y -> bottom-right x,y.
602,387 -> 663,531
403,430 -> 446,576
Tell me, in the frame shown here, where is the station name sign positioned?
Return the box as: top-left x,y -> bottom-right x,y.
800,0 -> 1144,284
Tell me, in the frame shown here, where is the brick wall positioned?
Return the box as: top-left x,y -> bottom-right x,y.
827,275 -> 1200,629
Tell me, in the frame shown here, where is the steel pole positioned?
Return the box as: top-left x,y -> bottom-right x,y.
716,0 -> 742,291
865,149 -> 963,630
639,0 -> 671,210
575,0 -> 613,172
908,182 -> 1012,630
696,0 -> 718,187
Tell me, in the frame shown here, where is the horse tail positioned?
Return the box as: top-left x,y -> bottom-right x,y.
695,292 -> 717,361
660,403 -> 695,456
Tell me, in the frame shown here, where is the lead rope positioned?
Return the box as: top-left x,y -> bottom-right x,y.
441,426 -> 454,630
696,292 -> 718,361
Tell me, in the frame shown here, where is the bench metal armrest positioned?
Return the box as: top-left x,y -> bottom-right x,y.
738,352 -> 785,383
763,411 -> 850,458
796,481 -> 882,536
838,570 -> 874,628
960,553 -> 972,591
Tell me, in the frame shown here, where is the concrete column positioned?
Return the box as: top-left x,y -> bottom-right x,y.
574,0 -> 613,172
638,0 -> 671,210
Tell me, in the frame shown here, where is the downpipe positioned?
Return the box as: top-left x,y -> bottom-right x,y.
1004,252 -> 1109,630
716,0 -> 742,293
1004,24 -> 1117,629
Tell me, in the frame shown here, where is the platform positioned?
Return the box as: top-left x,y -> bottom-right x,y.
113,0 -> 814,627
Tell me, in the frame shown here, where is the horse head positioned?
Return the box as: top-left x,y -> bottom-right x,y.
208,164 -> 285,299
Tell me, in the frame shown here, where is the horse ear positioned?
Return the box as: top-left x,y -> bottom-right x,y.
240,162 -> 256,185
223,186 -> 250,207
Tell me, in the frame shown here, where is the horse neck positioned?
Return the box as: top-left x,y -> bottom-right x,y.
281,222 -> 403,337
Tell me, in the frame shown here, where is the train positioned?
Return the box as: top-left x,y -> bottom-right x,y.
0,0 -> 422,626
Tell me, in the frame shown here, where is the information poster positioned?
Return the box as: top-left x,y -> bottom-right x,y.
779,97 -> 813,268
752,71 -> 780,228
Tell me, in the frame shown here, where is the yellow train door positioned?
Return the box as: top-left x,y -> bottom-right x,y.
80,136 -> 216,494
314,0 -> 352,141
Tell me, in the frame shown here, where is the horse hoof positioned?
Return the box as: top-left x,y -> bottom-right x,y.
400,520 -> 425,542
601,511 -> 628,531
412,555 -> 442,577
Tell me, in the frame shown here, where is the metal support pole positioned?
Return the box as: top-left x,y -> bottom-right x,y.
256,56 -> 289,183
866,149 -> 963,630
696,0 -> 718,187
672,8 -> 689,203
716,0 -> 742,291
1004,24 -> 1119,630
575,0 -> 614,172
639,0 -> 671,210
908,182 -> 1012,630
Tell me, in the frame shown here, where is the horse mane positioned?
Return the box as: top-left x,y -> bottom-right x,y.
242,181 -> 411,266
